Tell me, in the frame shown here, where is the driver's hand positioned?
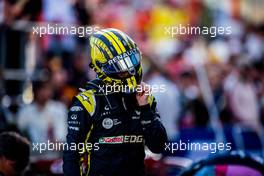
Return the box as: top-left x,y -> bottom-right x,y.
136,82 -> 150,106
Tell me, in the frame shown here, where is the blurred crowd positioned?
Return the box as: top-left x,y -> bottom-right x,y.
1,0 -> 264,174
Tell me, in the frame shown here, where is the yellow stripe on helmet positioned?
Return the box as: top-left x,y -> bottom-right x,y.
106,31 -> 126,53
110,28 -> 136,49
101,30 -> 122,55
126,76 -> 137,89
130,76 -> 137,87
138,65 -> 142,76
126,78 -> 133,88
91,37 -> 114,59
110,29 -> 133,50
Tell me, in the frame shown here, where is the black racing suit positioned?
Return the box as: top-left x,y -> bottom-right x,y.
63,79 -> 167,176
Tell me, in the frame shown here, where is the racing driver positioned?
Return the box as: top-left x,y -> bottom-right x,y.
63,28 -> 168,176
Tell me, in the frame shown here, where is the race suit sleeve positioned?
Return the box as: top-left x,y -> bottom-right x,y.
63,98 -> 92,176
140,96 -> 168,153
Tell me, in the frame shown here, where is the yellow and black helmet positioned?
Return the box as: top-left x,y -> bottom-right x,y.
89,28 -> 142,92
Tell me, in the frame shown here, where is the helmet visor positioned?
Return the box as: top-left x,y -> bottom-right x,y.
102,49 -> 141,76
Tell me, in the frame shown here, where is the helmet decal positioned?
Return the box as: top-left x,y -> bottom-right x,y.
89,28 -> 143,92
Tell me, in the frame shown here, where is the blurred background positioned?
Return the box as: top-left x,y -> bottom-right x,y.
0,0 -> 264,175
